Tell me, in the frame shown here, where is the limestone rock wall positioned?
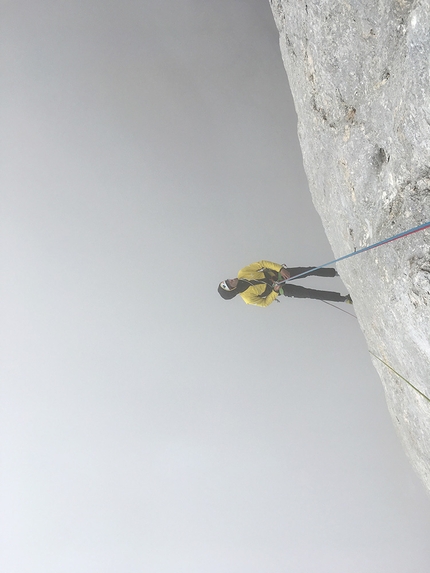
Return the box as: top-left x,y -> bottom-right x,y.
269,0 -> 430,490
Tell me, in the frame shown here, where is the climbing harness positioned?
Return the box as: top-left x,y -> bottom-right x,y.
234,277 -> 282,302
276,221 -> 430,285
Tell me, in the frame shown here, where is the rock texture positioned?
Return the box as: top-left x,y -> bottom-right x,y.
269,0 -> 430,490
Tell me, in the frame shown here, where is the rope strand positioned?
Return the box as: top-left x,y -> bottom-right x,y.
277,221 -> 430,285
320,300 -> 357,319
369,351 -> 430,404
320,301 -> 430,404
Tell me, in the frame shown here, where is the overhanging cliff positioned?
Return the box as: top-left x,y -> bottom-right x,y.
269,0 -> 430,490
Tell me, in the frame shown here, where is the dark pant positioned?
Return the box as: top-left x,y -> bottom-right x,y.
283,267 -> 345,302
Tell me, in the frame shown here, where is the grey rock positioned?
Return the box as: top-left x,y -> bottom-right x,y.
270,0 -> 430,490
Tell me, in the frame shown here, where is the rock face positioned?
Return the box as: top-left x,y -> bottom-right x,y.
269,0 -> 430,490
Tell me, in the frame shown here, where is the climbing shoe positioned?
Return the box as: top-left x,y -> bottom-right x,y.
344,294 -> 353,304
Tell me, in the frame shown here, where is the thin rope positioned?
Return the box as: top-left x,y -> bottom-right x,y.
320,300 -> 357,319
369,351 -> 430,404
277,221 -> 430,285
321,303 -> 430,402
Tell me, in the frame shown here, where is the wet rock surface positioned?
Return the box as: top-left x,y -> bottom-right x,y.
270,0 -> 430,490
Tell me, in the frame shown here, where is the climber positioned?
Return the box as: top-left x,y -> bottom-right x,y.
218,260 -> 352,307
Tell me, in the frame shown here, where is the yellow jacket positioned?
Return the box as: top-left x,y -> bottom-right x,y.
238,260 -> 283,307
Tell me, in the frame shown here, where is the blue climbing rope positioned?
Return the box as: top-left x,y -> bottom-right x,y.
277,221 -> 430,285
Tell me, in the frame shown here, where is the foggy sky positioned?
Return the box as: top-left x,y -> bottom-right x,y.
2,1 -> 430,572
